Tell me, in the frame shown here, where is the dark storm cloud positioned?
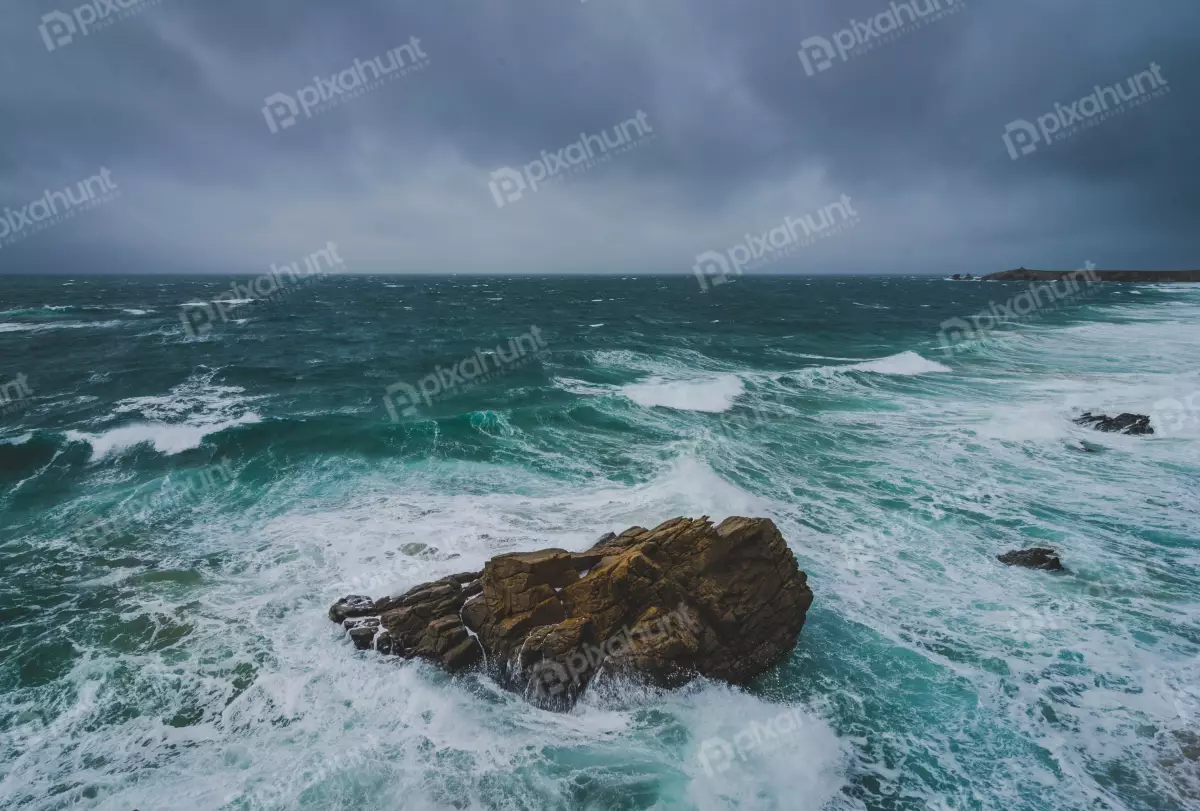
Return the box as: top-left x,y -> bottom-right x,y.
0,0 -> 1196,276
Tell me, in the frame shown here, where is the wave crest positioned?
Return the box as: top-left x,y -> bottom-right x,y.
621,375 -> 745,413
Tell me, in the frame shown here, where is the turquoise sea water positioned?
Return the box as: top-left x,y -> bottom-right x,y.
1,275 -> 1198,810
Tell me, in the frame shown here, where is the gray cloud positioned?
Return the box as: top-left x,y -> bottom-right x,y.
1,0 -> 1196,276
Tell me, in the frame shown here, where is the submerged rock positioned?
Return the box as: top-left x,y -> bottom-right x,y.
329,516 -> 813,710
395,542 -> 461,562
998,548 -> 1064,571
1074,412 -> 1154,435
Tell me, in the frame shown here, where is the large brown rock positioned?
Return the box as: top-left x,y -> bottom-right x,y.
328,516 -> 813,710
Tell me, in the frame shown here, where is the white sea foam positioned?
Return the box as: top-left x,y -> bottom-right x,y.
843,351 -> 952,376
589,348 -> 708,375
177,298 -> 254,308
622,374 -> 745,413
676,686 -> 845,811
273,454 -> 767,603
0,305 -> 72,316
0,320 -> 123,333
66,414 -> 259,459
64,369 -> 263,459
754,351 -> 953,395
0,316 -> 76,328
0,455 -> 791,809
554,377 -> 615,396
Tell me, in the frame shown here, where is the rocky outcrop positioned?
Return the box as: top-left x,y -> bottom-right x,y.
997,548 -> 1064,571
983,268 -> 1200,283
330,571 -> 484,667
1074,412 -> 1154,435
329,517 -> 813,710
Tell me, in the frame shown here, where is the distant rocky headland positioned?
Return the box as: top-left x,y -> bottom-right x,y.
981,268 -> 1200,283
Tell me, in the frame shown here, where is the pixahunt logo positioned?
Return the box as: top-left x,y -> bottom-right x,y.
180,242 -> 346,337
528,603 -> 701,702
1152,391 -> 1200,437
488,111 -> 655,208
798,0 -> 965,76
0,168 -> 119,249
39,0 -> 162,51
262,38 -> 430,134
1003,63 -> 1169,160
0,374 -> 34,417
77,458 -> 237,544
693,195 -> 860,292
383,327 -> 548,420
696,706 -> 810,777
938,262 -> 1100,352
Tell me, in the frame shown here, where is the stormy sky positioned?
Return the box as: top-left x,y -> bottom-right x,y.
0,0 -> 1196,275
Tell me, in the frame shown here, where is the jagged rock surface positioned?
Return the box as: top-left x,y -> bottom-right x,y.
1074,412 -> 1154,435
997,548 -> 1065,571
329,516 -> 813,709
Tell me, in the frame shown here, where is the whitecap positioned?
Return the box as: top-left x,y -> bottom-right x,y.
66,414 -> 259,459
0,320 -> 123,333
64,369 -> 264,459
843,351 -> 952,376
178,298 -> 254,308
622,374 -> 745,413
554,377 -> 615,396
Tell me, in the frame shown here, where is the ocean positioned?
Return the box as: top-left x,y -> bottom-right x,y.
0,274 -> 1197,811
